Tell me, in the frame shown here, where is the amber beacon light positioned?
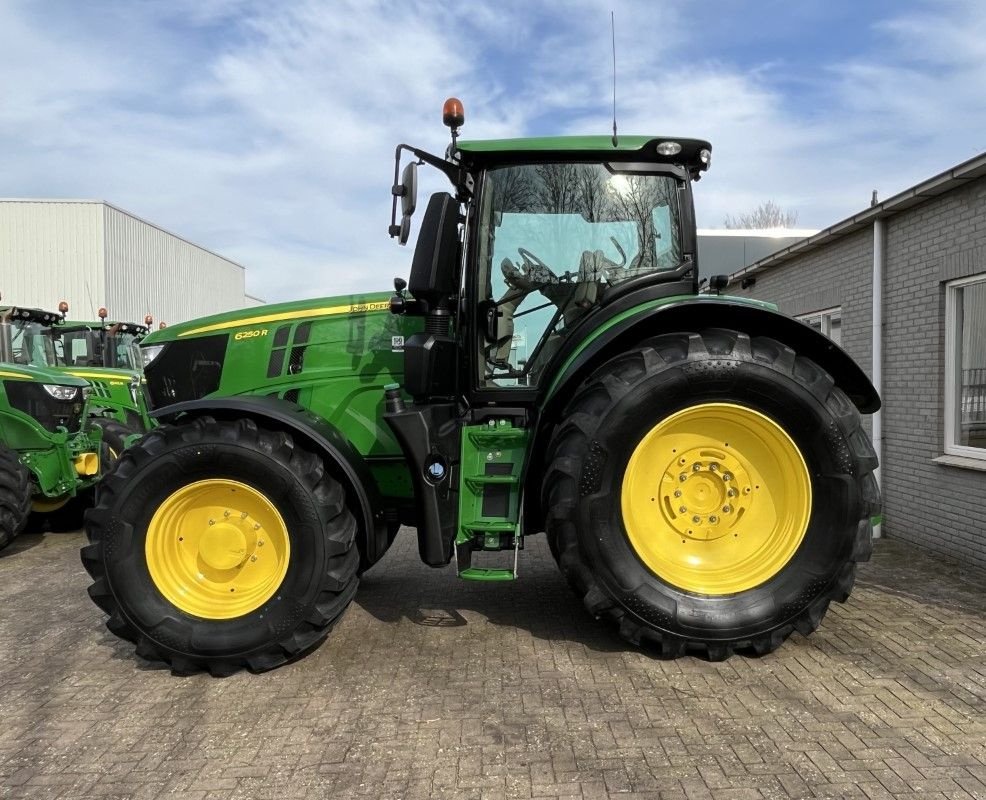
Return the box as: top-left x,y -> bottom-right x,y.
442,97 -> 464,128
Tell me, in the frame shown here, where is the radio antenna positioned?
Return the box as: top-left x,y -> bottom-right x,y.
611,11 -> 618,147
84,280 -> 97,319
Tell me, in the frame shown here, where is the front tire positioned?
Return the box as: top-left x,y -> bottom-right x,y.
91,417 -> 139,465
543,329 -> 879,659
82,416 -> 359,675
0,446 -> 31,552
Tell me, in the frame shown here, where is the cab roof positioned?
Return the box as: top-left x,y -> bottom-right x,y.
454,136 -> 712,174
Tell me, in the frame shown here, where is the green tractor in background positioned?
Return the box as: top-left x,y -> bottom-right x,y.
46,304 -> 154,454
83,99 -> 880,675
0,305 -> 102,550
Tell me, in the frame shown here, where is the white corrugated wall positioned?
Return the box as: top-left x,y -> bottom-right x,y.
0,200 -> 105,314
0,200 -> 258,324
103,204 -> 248,326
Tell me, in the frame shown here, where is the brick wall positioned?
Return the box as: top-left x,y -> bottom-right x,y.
733,178 -> 986,568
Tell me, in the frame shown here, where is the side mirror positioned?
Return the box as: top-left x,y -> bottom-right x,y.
400,162 -> 417,217
709,274 -> 729,294
391,162 -> 418,245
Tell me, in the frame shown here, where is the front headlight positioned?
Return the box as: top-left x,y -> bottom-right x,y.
142,344 -> 166,368
43,384 -> 81,401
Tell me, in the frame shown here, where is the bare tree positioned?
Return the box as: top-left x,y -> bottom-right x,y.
723,201 -> 799,229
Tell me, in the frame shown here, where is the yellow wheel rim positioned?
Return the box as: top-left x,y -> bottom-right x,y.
621,403 -> 811,595
146,479 -> 291,619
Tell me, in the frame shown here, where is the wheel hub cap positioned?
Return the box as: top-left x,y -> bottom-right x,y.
661,449 -> 751,542
198,524 -> 248,570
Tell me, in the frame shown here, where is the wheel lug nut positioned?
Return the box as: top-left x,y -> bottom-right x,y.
727,489 -> 736,497
709,463 -> 719,472
722,505 -> 732,513
679,473 -> 688,482
692,516 -> 701,524
723,473 -> 733,481
224,510 -> 230,518
709,515 -> 718,523
241,512 -> 248,519
674,490 -> 682,498
208,519 -> 215,526
257,540 -> 264,546
679,506 -> 687,514
692,463 -> 702,472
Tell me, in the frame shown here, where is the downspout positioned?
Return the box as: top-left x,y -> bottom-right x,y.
872,218 -> 884,538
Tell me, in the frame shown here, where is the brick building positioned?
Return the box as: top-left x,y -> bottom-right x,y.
730,152 -> 986,568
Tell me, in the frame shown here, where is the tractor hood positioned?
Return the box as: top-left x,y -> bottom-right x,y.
139,290 -> 411,412
141,292 -> 393,345
0,363 -> 89,387
62,366 -> 141,385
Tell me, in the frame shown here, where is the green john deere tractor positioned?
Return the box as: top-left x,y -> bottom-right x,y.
47,305 -> 153,449
83,99 -> 880,674
0,308 -> 102,550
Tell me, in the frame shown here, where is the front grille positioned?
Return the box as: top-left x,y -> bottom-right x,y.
4,381 -> 84,433
145,335 -> 229,408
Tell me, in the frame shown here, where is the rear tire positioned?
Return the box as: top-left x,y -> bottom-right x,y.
543,329 -> 879,659
82,416 -> 359,675
0,446 -> 31,552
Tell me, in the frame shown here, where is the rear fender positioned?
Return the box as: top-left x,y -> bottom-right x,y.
544,298 -> 879,413
524,297 -> 880,532
152,395 -> 389,569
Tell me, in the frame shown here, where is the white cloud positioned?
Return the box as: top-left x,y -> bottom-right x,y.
1,0 -> 984,306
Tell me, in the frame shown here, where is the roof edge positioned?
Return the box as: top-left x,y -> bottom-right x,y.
730,149 -> 986,280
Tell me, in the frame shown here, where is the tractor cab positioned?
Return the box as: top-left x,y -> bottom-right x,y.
0,305 -> 61,368
50,307 -> 148,371
387,98 -> 711,400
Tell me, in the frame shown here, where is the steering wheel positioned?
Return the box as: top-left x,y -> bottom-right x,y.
516,248 -> 560,285
517,247 -> 550,270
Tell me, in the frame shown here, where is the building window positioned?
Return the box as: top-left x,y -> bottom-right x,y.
798,307 -> 842,346
945,273 -> 986,458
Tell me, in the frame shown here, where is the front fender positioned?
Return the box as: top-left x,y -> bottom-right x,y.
152,395 -> 389,568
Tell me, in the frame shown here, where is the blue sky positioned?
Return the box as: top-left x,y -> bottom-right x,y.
1,0 -> 983,303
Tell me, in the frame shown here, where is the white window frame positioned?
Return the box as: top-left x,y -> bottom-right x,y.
944,273 -> 986,461
797,306 -> 842,342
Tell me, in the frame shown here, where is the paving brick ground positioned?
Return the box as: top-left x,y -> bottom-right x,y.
1,529 -> 984,800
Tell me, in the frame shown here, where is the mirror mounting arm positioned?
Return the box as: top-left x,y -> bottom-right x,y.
389,143 -> 473,241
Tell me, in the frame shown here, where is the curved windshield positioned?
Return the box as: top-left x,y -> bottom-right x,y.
477,163 -> 682,386
4,321 -> 57,367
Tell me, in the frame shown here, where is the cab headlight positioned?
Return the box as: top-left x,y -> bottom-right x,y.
142,344 -> 166,367
43,384 -> 81,401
